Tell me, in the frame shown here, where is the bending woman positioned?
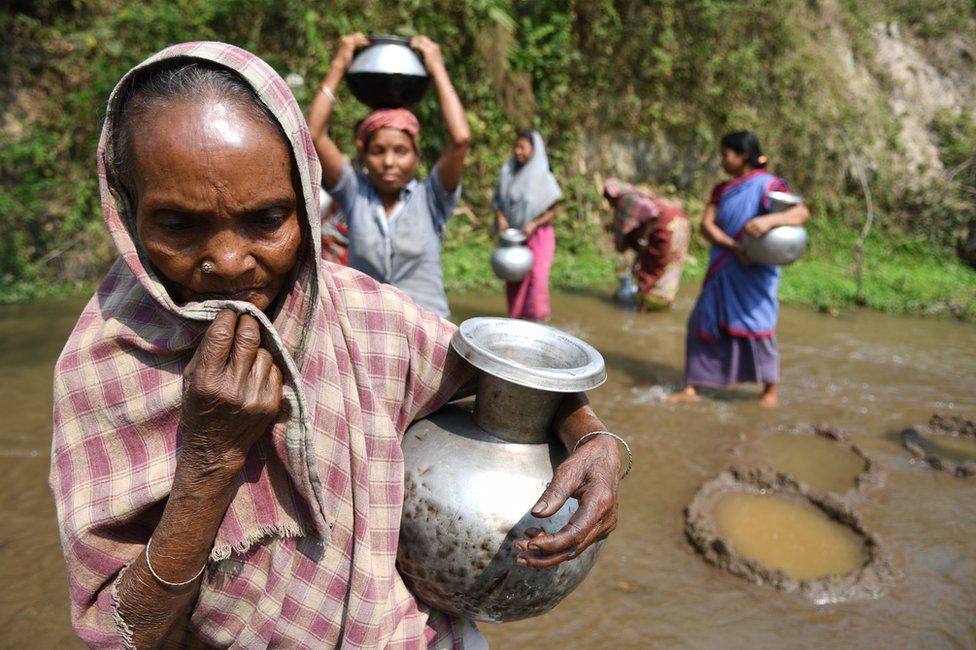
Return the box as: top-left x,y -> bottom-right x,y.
308,33 -> 470,317
671,131 -> 809,407
492,131 -> 562,320
50,43 -> 621,648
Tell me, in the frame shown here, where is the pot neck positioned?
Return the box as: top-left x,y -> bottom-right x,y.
473,374 -> 562,444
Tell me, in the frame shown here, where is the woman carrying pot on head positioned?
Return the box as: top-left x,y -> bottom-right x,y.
670,131 -> 810,407
51,42 -> 623,649
492,130 -> 562,321
603,178 -> 691,312
308,33 -> 469,318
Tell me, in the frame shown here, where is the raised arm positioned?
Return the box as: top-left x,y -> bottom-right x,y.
411,36 -> 470,193
308,33 -> 370,188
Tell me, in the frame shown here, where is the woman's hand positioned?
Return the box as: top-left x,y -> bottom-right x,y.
744,215 -> 775,239
180,309 -> 283,474
332,32 -> 370,73
411,35 -> 446,74
515,435 -> 620,569
732,243 -> 752,267
522,221 -> 538,238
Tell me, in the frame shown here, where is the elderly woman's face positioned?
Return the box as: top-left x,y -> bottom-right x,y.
130,100 -> 302,312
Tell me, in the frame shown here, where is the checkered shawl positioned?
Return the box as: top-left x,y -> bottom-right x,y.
50,42 -> 472,648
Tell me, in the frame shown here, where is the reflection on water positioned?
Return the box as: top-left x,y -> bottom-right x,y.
713,493 -> 866,580
917,434 -> 976,464
756,434 -> 867,493
2,285 -> 976,647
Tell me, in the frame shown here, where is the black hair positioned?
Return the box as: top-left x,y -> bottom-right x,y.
110,60 -> 284,203
515,130 -> 534,143
720,130 -> 767,168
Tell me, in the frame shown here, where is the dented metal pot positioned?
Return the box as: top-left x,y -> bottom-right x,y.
397,317 -> 607,622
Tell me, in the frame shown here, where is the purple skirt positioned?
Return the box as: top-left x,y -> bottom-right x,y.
684,303 -> 780,387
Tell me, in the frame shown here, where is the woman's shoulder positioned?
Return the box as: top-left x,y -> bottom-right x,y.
321,264 -> 431,328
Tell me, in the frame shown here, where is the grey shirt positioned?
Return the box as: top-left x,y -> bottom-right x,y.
327,161 -> 460,317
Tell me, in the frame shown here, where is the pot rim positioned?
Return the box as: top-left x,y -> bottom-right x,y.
453,317 -> 607,392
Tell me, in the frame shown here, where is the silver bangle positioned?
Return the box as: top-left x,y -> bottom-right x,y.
573,430 -> 633,480
320,84 -> 338,104
145,537 -> 206,588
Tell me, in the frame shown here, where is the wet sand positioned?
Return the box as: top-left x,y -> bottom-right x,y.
2,285 -> 975,647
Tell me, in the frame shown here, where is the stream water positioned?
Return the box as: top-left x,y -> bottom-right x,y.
1,287 -> 974,648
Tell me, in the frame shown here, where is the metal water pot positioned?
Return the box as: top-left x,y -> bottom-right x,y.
397,318 -> 607,622
742,191 -> 808,266
491,228 -> 535,282
614,273 -> 638,306
346,35 -> 430,108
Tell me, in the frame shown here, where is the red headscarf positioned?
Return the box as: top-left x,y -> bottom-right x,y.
357,108 -> 420,152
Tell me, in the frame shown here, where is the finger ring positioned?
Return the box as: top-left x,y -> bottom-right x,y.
201,261 -> 215,274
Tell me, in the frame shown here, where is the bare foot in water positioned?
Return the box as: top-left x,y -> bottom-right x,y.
759,383 -> 779,408
668,385 -> 700,403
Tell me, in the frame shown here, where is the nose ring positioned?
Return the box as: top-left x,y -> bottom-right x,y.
201,261 -> 215,274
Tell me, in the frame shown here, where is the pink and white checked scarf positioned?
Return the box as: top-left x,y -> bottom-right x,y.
49,42 -> 477,648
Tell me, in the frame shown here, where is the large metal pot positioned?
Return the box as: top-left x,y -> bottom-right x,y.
743,191 -> 808,266
346,35 -> 430,108
491,228 -> 534,282
398,318 -> 607,622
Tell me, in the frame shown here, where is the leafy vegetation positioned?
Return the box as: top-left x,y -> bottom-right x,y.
2,0 -> 975,318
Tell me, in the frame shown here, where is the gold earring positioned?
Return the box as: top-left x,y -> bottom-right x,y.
201,261 -> 215,274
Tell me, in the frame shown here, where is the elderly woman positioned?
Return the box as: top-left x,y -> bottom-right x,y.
492,131 -> 562,320
307,33 -> 469,318
49,43 -> 622,649
603,179 -> 690,312
670,131 -> 810,407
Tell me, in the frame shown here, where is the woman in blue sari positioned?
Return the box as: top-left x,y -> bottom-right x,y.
671,131 -> 810,407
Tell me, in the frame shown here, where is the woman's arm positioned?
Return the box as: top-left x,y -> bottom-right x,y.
515,393 -> 622,569
522,204 -> 558,238
699,203 -> 738,250
744,203 -> 811,238
495,207 -> 509,234
411,36 -> 470,193
115,311 -> 283,647
308,33 -> 369,188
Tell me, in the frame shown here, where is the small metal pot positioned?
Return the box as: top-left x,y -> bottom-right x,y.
614,273 -> 638,306
743,192 -> 808,266
346,35 -> 430,108
491,228 -> 535,282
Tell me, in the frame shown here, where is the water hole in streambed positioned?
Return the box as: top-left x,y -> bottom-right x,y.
712,492 -> 867,580
742,426 -> 878,495
684,467 -> 895,603
902,414 -> 976,477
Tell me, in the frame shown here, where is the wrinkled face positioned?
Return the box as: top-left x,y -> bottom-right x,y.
721,147 -> 749,175
362,128 -> 419,197
130,99 -> 303,312
514,137 -> 533,165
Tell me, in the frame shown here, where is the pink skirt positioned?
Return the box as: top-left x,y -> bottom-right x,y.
506,224 -> 555,320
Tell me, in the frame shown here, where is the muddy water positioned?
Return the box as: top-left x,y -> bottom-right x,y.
754,434 -> 867,493
2,286 -> 975,648
712,493 -> 866,580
